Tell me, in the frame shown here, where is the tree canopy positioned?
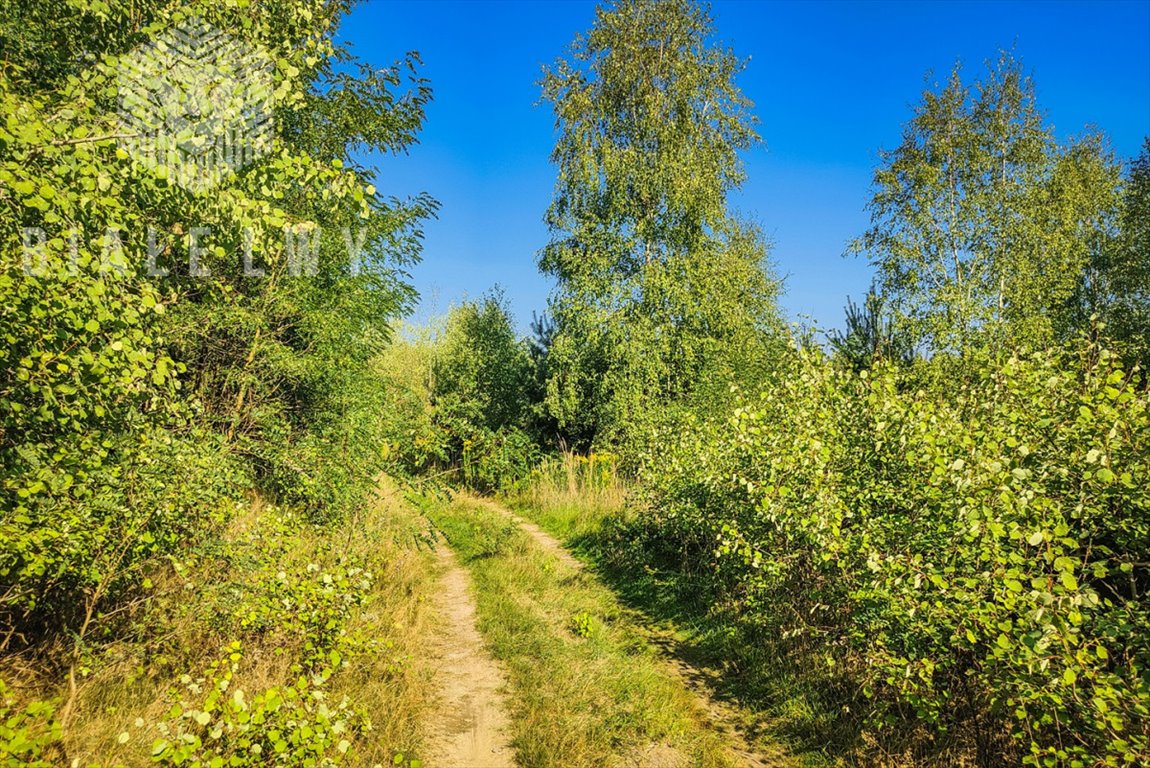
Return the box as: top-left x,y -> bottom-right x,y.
852,52 -> 1124,354
539,0 -> 782,449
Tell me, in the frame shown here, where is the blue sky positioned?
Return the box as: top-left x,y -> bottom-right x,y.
345,0 -> 1150,333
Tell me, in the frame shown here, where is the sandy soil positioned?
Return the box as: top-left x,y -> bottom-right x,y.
423,542 -> 516,768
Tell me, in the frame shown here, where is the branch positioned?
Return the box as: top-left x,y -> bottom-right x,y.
51,132 -> 139,147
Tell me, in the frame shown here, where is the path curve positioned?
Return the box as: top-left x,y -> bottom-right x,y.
424,541 -> 516,768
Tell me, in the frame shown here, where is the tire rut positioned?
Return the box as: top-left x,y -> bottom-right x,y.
462,493 -> 797,768
424,541 -> 516,768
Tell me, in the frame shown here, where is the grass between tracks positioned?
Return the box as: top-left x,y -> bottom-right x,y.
423,489 -> 739,768
503,458 -> 833,768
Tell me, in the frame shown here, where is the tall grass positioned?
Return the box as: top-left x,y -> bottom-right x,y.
508,453 -> 628,542
3,484 -> 441,767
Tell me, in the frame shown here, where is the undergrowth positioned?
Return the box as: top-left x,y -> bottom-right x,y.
0,485 -> 439,768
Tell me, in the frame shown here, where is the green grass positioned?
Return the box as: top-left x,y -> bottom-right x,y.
424,491 -> 744,768
502,466 -> 845,768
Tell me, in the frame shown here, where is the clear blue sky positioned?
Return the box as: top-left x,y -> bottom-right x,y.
344,0 -> 1150,333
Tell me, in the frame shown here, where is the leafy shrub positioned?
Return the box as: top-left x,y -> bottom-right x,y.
0,680 -> 62,767
571,611 -> 596,639
632,341 -> 1150,765
459,427 -> 541,493
151,505 -> 378,767
0,423 -> 238,646
151,646 -> 366,768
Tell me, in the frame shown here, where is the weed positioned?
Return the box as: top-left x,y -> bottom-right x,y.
571,611 -> 596,639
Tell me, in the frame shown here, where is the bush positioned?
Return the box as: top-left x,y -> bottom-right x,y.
459,427 -> 541,494
632,341 -> 1150,765
149,505 -> 378,767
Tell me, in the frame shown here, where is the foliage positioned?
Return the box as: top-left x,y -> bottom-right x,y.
852,52 -> 1124,353
539,0 -> 783,450
150,508 -> 376,767
4,3 -> 1148,768
153,659 -> 365,768
373,323 -> 449,476
0,3 -> 435,765
1084,138 -> 1150,364
0,0 -> 431,649
828,289 -> 915,371
628,340 -> 1150,765
433,290 -> 531,436
376,293 -> 540,492
431,293 -> 537,491
571,611 -> 596,639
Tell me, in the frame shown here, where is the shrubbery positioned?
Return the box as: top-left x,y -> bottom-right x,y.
627,340 -> 1149,765
149,507 -> 378,767
0,0 -> 435,759
377,292 -> 543,492
0,679 -> 61,767
1,0 -> 429,643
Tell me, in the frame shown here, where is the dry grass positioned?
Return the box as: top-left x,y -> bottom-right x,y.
332,482 -> 442,767
3,480 -> 441,767
510,452 -> 629,540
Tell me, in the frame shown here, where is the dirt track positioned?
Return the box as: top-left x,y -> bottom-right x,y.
424,541 -> 515,768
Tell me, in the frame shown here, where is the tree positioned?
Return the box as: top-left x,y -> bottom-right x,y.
539,0 -> 781,449
433,290 -> 532,435
828,289 -> 915,371
1113,139 -> 1150,360
0,0 -> 433,645
852,52 -> 1123,354
1079,138 -> 1150,362
429,290 -> 537,489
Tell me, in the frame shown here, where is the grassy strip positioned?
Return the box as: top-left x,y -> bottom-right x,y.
423,491 -> 740,768
506,463 -> 836,767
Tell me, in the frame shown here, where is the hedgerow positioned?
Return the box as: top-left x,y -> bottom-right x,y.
630,340 -> 1150,765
